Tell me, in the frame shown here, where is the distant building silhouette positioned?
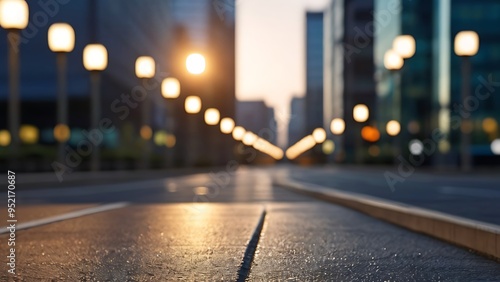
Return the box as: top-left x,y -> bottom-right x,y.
236,100 -> 277,143
288,97 -> 306,147
305,12 -> 324,135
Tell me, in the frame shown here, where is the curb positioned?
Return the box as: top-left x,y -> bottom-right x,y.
274,177 -> 500,261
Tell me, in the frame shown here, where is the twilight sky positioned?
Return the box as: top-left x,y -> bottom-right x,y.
236,0 -> 330,147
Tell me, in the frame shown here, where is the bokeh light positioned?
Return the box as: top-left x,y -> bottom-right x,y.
140,125 -> 153,140
161,77 -> 181,99
482,117 -> 498,134
19,125 -> 39,144
185,96 -> 202,114
330,118 -> 345,135
54,124 -> 70,142
312,128 -> 327,143
361,126 -> 380,142
409,139 -> 424,155
353,104 -> 369,122
0,130 -> 11,147
232,126 -> 246,141
186,53 -> 206,75
220,118 -> 235,134
204,108 -> 220,125
386,120 -> 401,136
322,140 -> 335,155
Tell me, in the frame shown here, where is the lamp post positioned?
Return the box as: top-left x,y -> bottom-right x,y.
0,0 -> 29,168
388,35 -> 415,159
83,44 -> 108,171
353,104 -> 369,163
384,49 -> 404,159
330,118 -> 345,162
135,56 -> 155,169
161,77 -> 181,168
48,23 -> 75,163
454,31 -> 479,172
184,53 -> 206,166
185,95 -> 202,166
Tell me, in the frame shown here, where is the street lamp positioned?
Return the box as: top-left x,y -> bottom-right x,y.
161,77 -> 181,168
386,120 -> 401,136
353,104 -> 369,123
312,128 -> 327,144
242,131 -> 258,146
232,126 -> 246,141
384,49 -> 405,158
0,0 -> 29,167
83,44 -> 108,171
135,56 -> 155,169
48,23 -> 75,164
161,77 -> 180,99
455,30 -> 479,171
185,96 -> 202,114
330,118 -> 345,135
204,108 -> 220,125
393,35 -> 416,59
186,53 -> 206,75
220,118 -> 235,134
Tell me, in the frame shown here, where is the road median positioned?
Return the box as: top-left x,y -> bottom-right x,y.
274,177 -> 500,261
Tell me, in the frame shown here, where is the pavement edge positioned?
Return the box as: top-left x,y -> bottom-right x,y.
274,177 -> 500,261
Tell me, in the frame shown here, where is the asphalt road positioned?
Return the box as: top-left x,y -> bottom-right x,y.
287,165 -> 500,225
1,167 -> 500,281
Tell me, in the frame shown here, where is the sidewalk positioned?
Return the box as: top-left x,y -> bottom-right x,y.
16,167 -> 218,189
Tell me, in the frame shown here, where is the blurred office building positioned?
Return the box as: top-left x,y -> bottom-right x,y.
374,0 -> 500,166
0,0 -> 236,170
288,96 -> 306,147
324,0 -> 377,163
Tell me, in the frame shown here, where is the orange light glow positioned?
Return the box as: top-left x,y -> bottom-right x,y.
361,126 -> 380,143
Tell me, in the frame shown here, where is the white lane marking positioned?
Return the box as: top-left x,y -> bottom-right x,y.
438,186 -> 500,198
0,202 -> 129,234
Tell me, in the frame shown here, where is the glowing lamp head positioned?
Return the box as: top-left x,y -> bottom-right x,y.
409,139 -> 424,155
204,108 -> 220,125
393,35 -> 416,59
330,118 -> 345,135
83,44 -> 108,71
242,132 -> 258,146
353,104 -> 369,122
232,126 -> 246,141
0,130 -> 11,146
454,31 -> 479,57
140,125 -> 153,140
386,120 -> 401,136
48,23 -> 75,53
161,77 -> 181,99
165,133 -> 176,148
361,126 -> 380,143
185,96 -> 202,114
135,56 -> 155,78
491,139 -> 500,155
0,0 -> 29,30
384,49 -> 404,71
220,118 -> 235,134
312,128 -> 327,143
322,140 -> 335,155
19,125 -> 39,144
53,124 -> 71,142
186,53 -> 206,75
